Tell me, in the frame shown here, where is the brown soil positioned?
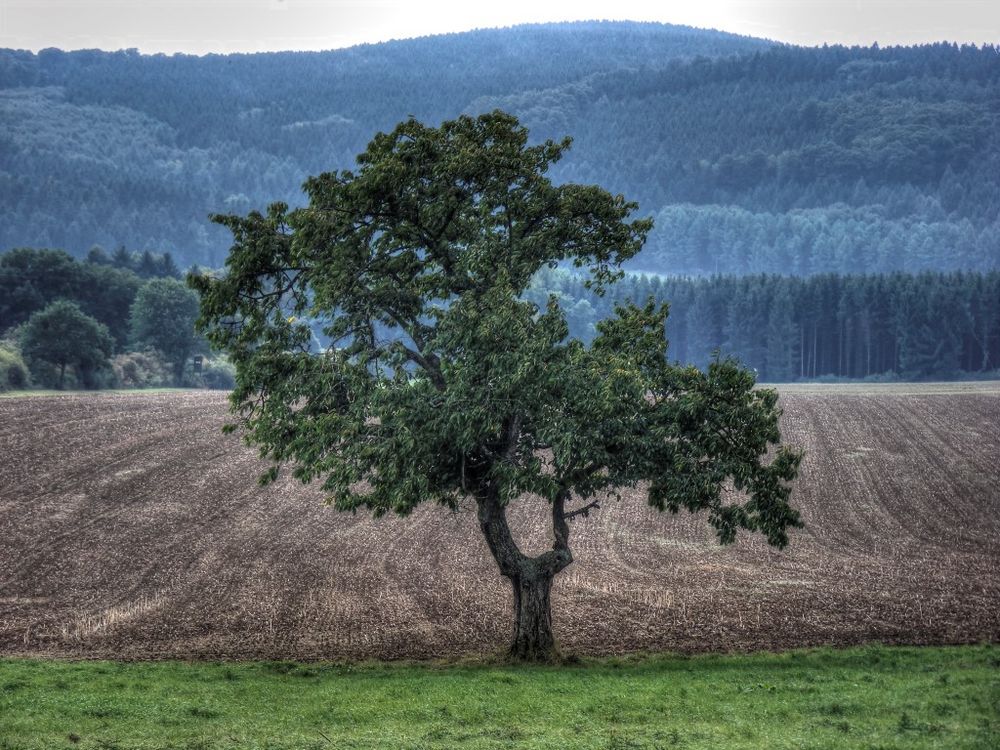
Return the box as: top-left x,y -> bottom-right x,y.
1,384 -> 998,660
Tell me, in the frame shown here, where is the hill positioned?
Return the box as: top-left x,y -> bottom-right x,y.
1,385 -> 997,660
1,23 -> 997,274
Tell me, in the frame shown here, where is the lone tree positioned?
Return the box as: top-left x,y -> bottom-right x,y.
191,111 -> 802,661
21,299 -> 113,388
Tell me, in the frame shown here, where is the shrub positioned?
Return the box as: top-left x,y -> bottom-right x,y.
192,356 -> 236,390
21,300 -> 113,389
111,349 -> 172,389
130,278 -> 199,385
200,356 -> 236,390
0,344 -> 30,391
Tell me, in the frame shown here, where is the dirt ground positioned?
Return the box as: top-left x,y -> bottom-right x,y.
1,383 -> 997,660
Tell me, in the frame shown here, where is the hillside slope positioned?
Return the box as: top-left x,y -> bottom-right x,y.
0,22 -> 764,266
1,24 -> 997,274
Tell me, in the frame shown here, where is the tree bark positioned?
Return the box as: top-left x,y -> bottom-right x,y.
509,569 -> 556,661
476,486 -> 574,662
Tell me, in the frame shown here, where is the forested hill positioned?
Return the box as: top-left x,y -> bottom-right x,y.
1,23 -> 998,274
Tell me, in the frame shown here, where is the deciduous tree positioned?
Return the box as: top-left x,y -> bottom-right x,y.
21,300 -> 112,388
130,278 -> 200,384
191,112 -> 802,661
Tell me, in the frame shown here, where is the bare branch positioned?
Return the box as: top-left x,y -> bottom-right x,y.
561,499 -> 601,522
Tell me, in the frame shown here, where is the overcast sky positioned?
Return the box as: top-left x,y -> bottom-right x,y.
2,1 -> 998,54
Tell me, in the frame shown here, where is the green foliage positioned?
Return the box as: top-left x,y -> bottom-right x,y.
0,247 -> 141,345
0,248 -> 82,330
110,349 -> 172,389
193,111 -> 800,549
0,342 -> 29,391
0,248 -> 236,391
20,300 -> 113,389
130,278 -> 200,385
0,646 -> 996,749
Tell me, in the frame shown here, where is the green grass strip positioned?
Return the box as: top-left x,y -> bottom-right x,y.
1,645 -> 997,749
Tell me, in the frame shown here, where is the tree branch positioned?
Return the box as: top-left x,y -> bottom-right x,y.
533,489 -> 574,576
397,343 -> 446,391
501,414 -> 522,462
552,490 -> 569,550
476,488 -> 524,579
561,499 -> 601,522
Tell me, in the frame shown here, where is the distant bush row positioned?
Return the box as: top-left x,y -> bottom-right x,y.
1,339 -> 234,392
0,248 -> 233,392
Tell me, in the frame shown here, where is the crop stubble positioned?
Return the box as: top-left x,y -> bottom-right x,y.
0,383 -> 997,659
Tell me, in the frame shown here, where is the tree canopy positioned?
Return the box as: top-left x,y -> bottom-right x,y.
192,111 -> 802,660
130,278 -> 200,384
20,299 -> 112,388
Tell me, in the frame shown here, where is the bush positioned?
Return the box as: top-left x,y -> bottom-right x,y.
0,344 -> 30,391
111,349 -> 172,389
193,356 -> 236,390
863,370 -> 902,383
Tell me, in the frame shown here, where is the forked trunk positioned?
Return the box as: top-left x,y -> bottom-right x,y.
476,486 -> 573,662
510,571 -> 557,661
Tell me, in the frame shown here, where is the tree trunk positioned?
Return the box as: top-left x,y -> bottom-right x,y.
510,570 -> 556,661
476,486 -> 573,662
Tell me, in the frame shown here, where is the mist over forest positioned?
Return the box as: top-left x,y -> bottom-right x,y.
1,21 -> 998,381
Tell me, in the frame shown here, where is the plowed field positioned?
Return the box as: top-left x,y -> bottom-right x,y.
1,383 -> 998,660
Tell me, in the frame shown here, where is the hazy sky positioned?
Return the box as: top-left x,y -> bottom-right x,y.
2,1 -> 998,54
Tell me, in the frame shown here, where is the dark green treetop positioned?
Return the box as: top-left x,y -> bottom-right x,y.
21,299 -> 113,389
130,278 -> 200,384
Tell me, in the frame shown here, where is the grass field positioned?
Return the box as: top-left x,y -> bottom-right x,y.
1,646 -> 997,749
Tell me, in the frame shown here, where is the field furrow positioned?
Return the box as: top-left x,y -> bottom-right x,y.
1,384 -> 997,659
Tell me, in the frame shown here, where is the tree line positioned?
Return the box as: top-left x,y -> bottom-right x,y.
0,248 -> 232,391
526,269 -> 1000,381
4,246 -> 997,387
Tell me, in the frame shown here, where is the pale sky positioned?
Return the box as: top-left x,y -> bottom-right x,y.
1,0 -> 997,54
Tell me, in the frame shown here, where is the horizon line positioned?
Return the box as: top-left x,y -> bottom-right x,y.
3,18 -> 997,57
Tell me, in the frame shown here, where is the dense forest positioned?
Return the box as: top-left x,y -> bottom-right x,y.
3,246 -> 995,383
1,23 -> 997,275
527,269 -> 1000,382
